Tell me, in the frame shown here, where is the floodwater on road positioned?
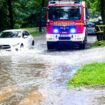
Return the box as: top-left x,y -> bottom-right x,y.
0,48 -> 79,105
0,35 -> 105,105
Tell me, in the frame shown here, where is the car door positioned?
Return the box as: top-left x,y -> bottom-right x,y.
22,31 -> 33,47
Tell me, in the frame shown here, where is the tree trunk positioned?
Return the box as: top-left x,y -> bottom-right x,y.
7,0 -> 14,29
39,0 -> 45,32
100,0 -> 105,40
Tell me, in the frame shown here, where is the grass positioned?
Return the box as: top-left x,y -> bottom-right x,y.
67,63 -> 105,88
30,31 -> 44,37
22,27 -> 45,37
91,40 -> 105,48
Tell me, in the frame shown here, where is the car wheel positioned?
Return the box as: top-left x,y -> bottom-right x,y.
32,40 -> 34,46
79,43 -> 86,49
47,42 -> 56,50
79,36 -> 87,50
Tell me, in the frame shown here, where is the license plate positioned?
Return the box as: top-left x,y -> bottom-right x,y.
59,37 -> 70,40
60,34 -> 68,37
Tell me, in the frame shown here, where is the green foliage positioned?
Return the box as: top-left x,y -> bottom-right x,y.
84,0 -> 101,17
23,27 -> 45,36
13,0 -> 47,28
0,0 -> 104,31
0,0 -> 9,31
91,40 -> 105,47
0,0 -> 48,31
67,63 -> 105,87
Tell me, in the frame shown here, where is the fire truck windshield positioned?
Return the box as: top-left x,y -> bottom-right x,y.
48,6 -> 81,20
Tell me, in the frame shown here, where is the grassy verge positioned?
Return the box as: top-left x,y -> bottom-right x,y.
91,40 -> 105,48
22,27 -> 45,37
67,63 -> 105,88
30,31 -> 44,37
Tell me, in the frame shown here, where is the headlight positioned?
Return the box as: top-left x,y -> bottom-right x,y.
53,29 -> 59,33
46,34 -> 51,39
70,28 -> 76,34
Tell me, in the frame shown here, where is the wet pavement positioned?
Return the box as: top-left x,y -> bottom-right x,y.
0,35 -> 105,105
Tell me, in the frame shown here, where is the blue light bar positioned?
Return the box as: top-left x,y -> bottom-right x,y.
69,25 -> 76,34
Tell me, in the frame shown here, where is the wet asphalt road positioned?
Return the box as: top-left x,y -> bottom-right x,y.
0,35 -> 105,105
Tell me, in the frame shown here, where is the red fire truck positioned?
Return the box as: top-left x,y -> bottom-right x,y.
46,0 -> 88,50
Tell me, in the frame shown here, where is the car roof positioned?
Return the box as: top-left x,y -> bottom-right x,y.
2,29 -> 27,32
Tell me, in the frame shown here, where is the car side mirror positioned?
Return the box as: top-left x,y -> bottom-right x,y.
22,33 -> 28,38
84,21 -> 87,27
23,35 -> 28,38
86,16 -> 89,19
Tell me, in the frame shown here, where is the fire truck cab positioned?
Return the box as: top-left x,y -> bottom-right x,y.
46,0 -> 87,50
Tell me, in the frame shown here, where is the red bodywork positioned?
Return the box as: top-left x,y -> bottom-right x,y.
46,3 -> 85,35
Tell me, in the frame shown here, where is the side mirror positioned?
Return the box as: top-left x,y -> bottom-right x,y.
23,35 -> 28,38
86,16 -> 89,19
84,21 -> 87,27
22,34 -> 28,38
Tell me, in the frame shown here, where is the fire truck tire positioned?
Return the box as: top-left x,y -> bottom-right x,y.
79,43 -> 86,49
47,42 -> 56,50
79,37 -> 87,49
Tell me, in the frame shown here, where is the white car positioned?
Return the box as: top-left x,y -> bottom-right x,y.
0,29 -> 35,51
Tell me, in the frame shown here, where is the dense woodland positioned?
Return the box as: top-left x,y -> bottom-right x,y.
0,0 -> 105,31
0,0 -> 48,31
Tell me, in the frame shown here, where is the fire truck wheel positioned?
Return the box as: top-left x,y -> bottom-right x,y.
79,35 -> 87,49
47,42 -> 56,50
79,43 -> 86,49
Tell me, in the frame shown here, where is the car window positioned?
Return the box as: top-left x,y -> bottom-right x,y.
23,31 -> 30,36
0,31 -> 19,38
22,31 -> 30,38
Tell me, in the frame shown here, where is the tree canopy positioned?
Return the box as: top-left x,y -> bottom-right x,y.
0,0 -> 48,31
0,0 -> 105,31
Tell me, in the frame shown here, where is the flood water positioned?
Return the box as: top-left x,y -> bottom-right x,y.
0,35 -> 105,105
0,47 -> 78,105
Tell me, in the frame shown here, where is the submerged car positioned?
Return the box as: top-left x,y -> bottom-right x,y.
0,29 -> 35,51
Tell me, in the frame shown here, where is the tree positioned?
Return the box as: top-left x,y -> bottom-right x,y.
0,0 -> 9,31
100,0 -> 105,40
7,0 -> 14,29
39,0 -> 45,32
0,0 -> 49,31
100,0 -> 105,23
